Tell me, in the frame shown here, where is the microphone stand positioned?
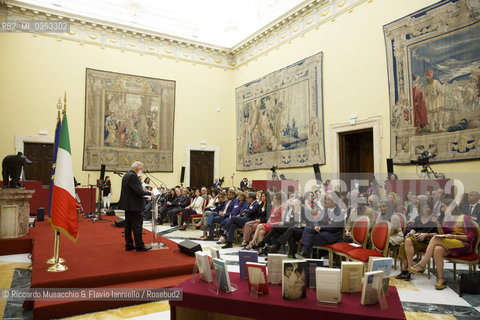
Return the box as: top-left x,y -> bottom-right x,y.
145,171 -> 167,189
150,195 -> 167,250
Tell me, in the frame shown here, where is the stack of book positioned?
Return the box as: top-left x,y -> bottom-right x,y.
195,251 -> 212,283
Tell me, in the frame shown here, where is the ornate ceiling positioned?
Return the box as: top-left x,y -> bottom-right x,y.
1,0 -> 372,69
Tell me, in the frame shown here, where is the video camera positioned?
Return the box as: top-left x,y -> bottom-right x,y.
410,152 -> 436,166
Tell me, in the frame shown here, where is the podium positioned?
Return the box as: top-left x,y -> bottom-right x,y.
251,180 -> 299,193
385,179 -> 453,199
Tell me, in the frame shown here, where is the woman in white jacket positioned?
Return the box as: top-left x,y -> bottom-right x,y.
179,188 -> 204,230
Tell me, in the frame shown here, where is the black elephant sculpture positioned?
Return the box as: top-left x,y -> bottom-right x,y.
2,152 -> 32,188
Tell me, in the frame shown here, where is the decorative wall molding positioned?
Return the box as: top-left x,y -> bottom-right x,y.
1,0 -> 371,69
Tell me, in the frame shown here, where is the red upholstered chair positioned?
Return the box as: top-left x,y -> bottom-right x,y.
189,198 -> 206,227
314,216 -> 370,268
346,221 -> 391,270
445,220 -> 480,280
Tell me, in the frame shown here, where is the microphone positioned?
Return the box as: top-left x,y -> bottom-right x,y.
113,171 -> 123,177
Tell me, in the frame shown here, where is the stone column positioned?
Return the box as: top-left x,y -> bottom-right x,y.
0,189 -> 35,238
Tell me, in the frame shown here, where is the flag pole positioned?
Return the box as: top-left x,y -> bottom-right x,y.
47,97 -> 69,272
47,230 -> 68,272
46,99 -> 66,265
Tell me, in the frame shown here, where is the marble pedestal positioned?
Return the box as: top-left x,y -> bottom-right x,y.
0,189 -> 35,238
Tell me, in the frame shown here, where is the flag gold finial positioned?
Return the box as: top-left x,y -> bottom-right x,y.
57,98 -> 62,110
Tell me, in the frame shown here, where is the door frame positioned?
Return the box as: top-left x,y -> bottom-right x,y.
15,135 -> 54,154
15,135 -> 54,180
329,116 -> 382,176
185,145 -> 220,187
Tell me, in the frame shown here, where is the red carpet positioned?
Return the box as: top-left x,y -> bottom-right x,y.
24,217 -> 195,319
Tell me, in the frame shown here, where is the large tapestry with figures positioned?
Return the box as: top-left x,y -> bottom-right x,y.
83,69 -> 175,172
236,52 -> 325,171
385,0 -> 480,164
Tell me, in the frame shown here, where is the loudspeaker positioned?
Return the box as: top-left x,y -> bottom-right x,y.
37,207 -> 45,222
178,240 -> 202,256
386,158 -> 394,175
106,209 -> 115,216
114,218 -> 125,228
313,163 -> 322,183
100,164 -> 106,181
180,166 -> 185,184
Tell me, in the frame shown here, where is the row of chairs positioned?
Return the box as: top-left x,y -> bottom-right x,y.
314,215 -> 480,280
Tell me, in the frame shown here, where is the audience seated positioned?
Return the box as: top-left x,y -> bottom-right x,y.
243,191 -> 268,248
461,191 -> 480,222
217,191 -> 249,245
222,192 -> 260,248
178,188 -> 204,230
200,191 -> 226,239
345,194 -> 374,241
205,188 -> 237,240
256,192 -> 302,252
249,192 -> 284,251
165,187 -> 190,227
396,200 -> 442,280
295,193 -> 345,259
410,198 -> 476,290
196,188 -> 220,230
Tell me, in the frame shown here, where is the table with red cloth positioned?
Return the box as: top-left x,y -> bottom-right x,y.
169,272 -> 406,320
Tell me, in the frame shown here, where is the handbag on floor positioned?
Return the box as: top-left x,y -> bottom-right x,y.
459,271 -> 480,296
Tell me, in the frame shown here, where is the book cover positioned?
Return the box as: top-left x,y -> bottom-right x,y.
340,261 -> 363,293
367,257 -> 393,277
212,258 -> 231,292
305,259 -> 324,288
195,251 -> 212,283
246,262 -> 269,294
210,247 -> 221,259
282,260 -> 307,300
267,253 -> 288,284
361,270 -> 384,305
239,250 -> 258,279
315,267 -> 342,303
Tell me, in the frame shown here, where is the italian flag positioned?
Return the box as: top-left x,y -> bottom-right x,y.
50,112 -> 78,242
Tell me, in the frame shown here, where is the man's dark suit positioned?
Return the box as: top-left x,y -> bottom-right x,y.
166,194 -> 190,226
119,170 -> 151,249
462,203 -> 480,222
300,205 -> 344,256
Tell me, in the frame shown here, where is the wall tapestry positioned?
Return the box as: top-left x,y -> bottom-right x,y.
83,69 -> 175,172
384,0 -> 480,164
236,52 -> 325,171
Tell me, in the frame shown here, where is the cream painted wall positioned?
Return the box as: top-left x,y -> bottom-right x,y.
0,33 -> 234,201
1,0 -> 478,200
232,0 -> 480,191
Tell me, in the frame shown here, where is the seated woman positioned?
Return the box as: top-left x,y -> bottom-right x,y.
257,193 -> 303,251
409,198 -> 477,290
396,201 -> 442,280
195,188 -> 219,229
178,188 -> 204,230
242,191 -> 268,247
248,193 -> 284,251
200,192 -> 226,239
376,200 -> 404,246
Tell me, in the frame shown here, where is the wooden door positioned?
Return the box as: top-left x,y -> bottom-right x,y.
339,129 -> 373,192
190,151 -> 214,189
23,142 -> 54,186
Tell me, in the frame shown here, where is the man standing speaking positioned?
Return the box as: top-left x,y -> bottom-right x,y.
119,161 -> 153,251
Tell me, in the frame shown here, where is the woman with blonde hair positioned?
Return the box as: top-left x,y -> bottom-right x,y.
410,198 -> 477,289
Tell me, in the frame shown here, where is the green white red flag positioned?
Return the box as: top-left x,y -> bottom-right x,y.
50,111 -> 78,241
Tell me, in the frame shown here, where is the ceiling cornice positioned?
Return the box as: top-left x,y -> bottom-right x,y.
1,0 -> 372,69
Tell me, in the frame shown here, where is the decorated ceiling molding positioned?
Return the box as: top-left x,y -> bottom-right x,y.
1,0 -> 372,69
